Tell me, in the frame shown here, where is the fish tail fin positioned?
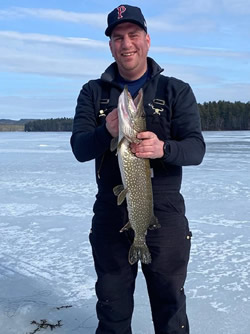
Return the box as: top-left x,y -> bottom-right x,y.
148,215 -> 161,230
128,241 -> 152,265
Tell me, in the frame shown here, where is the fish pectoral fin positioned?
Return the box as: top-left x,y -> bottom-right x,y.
111,137 -> 127,154
113,185 -> 128,205
120,221 -> 131,233
110,137 -> 118,152
148,215 -> 161,230
117,136 -> 127,150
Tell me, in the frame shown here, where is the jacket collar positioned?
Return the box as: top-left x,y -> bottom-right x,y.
101,57 -> 163,84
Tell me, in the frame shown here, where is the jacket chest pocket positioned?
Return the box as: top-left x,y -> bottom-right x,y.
145,99 -> 172,141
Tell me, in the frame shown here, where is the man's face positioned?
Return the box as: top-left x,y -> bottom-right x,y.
109,22 -> 150,81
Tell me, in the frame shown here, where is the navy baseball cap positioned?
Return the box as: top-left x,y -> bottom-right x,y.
105,4 -> 147,37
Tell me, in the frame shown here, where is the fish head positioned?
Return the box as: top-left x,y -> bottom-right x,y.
118,87 -> 145,142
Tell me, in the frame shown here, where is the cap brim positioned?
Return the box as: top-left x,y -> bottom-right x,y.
105,19 -> 146,36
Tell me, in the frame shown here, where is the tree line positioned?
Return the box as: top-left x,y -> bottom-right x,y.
25,118 -> 73,132
198,101 -> 250,130
24,101 -> 250,132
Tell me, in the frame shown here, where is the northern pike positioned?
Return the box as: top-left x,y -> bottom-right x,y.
111,87 -> 160,265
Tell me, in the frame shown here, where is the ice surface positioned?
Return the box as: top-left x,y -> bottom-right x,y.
0,131 -> 249,333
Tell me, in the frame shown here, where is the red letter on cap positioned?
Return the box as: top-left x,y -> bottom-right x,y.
117,5 -> 126,19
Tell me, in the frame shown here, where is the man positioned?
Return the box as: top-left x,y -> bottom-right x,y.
71,4 -> 205,334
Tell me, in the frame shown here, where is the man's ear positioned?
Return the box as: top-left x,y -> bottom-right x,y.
146,34 -> 151,51
109,40 -> 114,57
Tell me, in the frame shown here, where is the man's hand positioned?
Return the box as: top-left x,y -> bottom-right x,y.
130,131 -> 164,159
106,109 -> 119,137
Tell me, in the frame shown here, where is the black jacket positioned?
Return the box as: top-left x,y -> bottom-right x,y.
71,58 -> 205,200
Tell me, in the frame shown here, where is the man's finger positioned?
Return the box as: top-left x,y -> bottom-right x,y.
137,131 -> 155,139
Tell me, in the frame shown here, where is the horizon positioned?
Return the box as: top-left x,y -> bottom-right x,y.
1,100 -> 248,122
0,0 -> 250,120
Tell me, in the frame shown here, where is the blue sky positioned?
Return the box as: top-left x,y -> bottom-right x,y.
0,0 -> 249,120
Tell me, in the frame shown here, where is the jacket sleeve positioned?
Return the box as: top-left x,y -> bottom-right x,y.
70,81 -> 113,162
163,80 -> 205,166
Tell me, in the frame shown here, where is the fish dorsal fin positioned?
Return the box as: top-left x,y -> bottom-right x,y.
120,221 -> 132,232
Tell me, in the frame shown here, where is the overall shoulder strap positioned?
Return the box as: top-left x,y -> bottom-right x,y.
156,75 -> 170,99
98,81 -> 111,118
149,74 -> 172,119
96,81 -> 112,179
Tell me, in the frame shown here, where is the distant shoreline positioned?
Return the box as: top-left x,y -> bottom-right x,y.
1,99 -> 250,132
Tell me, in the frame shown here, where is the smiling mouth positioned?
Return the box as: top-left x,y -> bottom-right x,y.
122,52 -> 136,57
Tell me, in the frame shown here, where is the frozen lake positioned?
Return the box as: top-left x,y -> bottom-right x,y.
0,131 -> 249,334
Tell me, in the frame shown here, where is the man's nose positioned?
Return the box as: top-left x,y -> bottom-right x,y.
122,35 -> 132,48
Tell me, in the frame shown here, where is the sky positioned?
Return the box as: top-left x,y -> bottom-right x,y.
0,0 -> 249,120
